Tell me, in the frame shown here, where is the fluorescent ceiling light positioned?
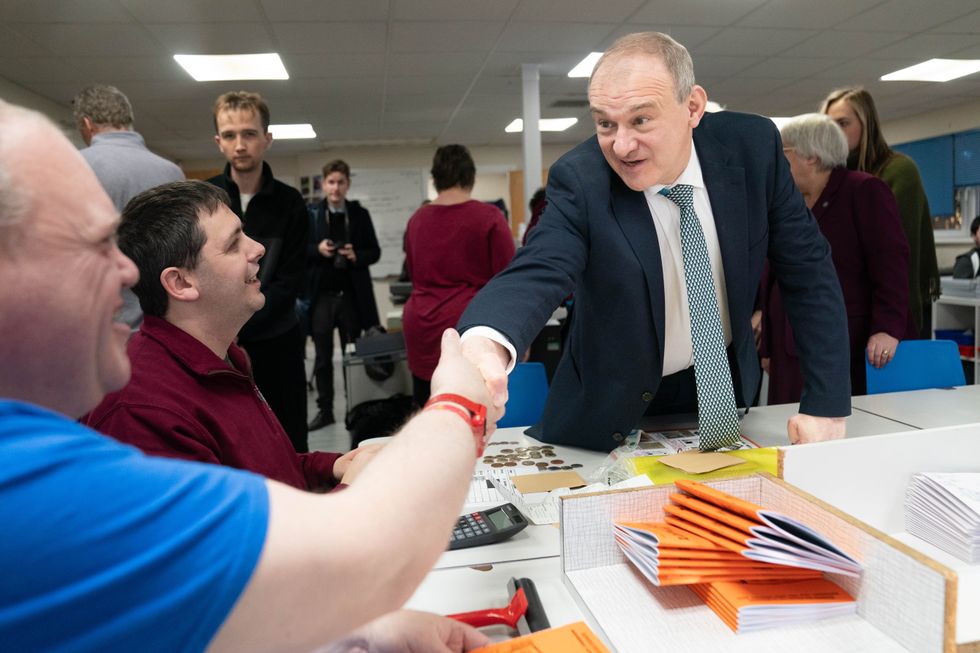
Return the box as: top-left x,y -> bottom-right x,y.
881,58 -> 980,82
268,124 -> 316,139
769,117 -> 793,130
173,53 -> 289,81
505,118 -> 579,133
568,52 -> 603,78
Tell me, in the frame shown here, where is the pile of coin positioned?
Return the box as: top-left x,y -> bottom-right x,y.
481,444 -> 583,471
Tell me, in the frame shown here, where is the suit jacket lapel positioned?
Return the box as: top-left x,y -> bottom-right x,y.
694,126 -> 748,309
610,176 -> 666,360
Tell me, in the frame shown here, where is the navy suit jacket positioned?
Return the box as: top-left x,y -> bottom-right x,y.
458,111 -> 851,451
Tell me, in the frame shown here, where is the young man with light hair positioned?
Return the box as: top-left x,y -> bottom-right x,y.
207,91 -> 310,453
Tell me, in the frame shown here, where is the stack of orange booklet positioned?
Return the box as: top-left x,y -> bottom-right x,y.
614,480 -> 860,632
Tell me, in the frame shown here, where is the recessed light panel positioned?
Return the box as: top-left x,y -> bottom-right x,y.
505,118 -> 579,133
268,124 -> 316,139
174,53 -> 289,81
881,59 -> 980,82
568,52 -> 603,78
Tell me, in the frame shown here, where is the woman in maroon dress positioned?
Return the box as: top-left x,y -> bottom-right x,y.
403,145 -> 515,406
761,114 -> 911,402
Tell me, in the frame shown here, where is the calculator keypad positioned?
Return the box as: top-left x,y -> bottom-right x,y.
450,512 -> 491,542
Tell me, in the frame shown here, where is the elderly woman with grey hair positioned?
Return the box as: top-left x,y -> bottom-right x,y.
760,113 -> 912,402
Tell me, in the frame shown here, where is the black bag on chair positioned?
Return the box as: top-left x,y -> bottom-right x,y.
356,325 -> 401,382
346,393 -> 417,448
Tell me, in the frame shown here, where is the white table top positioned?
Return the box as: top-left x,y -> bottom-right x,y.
405,557 -> 585,642
741,401 -> 914,447
850,384 -> 980,430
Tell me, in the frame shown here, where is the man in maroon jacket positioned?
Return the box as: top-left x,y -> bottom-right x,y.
84,180 -> 378,490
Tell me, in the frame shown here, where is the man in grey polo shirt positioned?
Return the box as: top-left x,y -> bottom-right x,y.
73,84 -> 184,329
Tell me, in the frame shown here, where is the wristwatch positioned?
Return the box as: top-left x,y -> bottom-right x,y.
423,393 -> 488,456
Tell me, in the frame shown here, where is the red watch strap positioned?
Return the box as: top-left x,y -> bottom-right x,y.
424,393 -> 487,456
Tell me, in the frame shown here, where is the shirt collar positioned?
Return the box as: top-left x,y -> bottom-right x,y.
647,141 -> 704,194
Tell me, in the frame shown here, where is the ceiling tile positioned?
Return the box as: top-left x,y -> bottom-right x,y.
0,25 -> 50,57
384,93 -> 461,112
69,56 -> 188,83
4,0 -> 130,23
258,0 -> 390,22
481,51 -> 585,76
0,57 -> 84,84
844,0 -> 977,32
736,0 -> 882,29
385,74 -> 473,95
693,54 -> 766,79
694,27 -> 819,57
272,22 -> 388,54
13,24 -> 166,57
386,52 -> 486,77
281,53 -> 387,78
790,30 -> 910,59
143,22 -> 276,54
495,21 -> 616,53
512,0 -> 646,23
739,57 -> 846,79
122,0 -> 265,23
390,0 -> 520,21
865,33 -> 980,60
602,25 -> 723,50
930,9 -> 980,34
808,56 -> 921,80
630,0 -> 769,27
389,21 -> 506,52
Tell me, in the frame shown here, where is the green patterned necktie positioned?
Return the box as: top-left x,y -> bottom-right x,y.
659,184 -> 742,451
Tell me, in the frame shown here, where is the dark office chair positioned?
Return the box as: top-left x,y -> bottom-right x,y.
498,362 -> 549,428
865,339 -> 966,395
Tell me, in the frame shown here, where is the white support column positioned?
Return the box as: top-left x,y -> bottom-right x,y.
521,63 -> 542,227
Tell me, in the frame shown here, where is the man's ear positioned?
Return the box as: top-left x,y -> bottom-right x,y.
160,267 -> 200,303
687,85 -> 708,129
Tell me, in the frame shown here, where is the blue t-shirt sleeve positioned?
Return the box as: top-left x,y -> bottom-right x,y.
0,401 -> 269,653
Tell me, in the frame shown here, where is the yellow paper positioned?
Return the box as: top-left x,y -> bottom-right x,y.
629,447 -> 779,485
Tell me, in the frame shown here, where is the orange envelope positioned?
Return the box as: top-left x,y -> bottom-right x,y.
470,621 -> 610,653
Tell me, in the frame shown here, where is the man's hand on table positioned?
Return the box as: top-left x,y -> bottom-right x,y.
787,414 -> 846,444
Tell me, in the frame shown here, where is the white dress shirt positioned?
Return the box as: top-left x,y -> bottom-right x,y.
464,142 -> 731,376
644,146 -> 731,376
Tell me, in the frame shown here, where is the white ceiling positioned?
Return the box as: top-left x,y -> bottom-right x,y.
3,0 -> 980,161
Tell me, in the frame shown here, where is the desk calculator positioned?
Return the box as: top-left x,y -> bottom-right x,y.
448,503 -> 528,550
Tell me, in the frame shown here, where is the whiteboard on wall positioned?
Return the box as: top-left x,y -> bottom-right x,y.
348,168 -> 427,278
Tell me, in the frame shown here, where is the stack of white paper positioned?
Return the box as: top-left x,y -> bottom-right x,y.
905,472 -> 980,563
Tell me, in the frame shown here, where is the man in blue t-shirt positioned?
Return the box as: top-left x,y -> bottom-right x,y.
0,100 -> 497,652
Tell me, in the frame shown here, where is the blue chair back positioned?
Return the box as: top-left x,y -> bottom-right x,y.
498,362 -> 549,428
865,339 -> 966,395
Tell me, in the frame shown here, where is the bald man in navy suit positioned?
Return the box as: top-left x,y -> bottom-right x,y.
458,32 -> 850,451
